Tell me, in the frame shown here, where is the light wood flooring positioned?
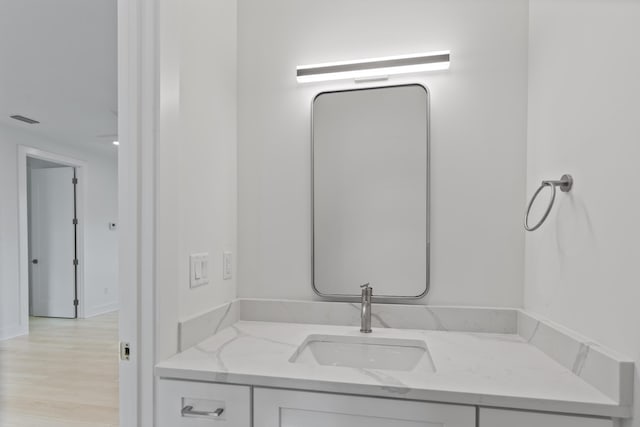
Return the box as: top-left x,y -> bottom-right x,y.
0,312 -> 119,427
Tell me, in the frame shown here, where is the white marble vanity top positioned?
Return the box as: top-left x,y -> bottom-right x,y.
156,319 -> 631,418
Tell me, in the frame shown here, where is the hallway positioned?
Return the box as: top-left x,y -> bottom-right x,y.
0,312 -> 119,426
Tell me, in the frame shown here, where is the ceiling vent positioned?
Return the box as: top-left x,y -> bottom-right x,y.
10,115 -> 40,124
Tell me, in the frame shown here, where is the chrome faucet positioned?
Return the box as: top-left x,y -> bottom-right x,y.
360,283 -> 372,333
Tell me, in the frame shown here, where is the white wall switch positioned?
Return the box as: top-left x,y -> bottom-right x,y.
190,253 -> 209,288
194,260 -> 202,280
201,257 -> 208,280
223,251 -> 232,280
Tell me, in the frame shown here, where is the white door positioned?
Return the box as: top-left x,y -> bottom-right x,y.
29,166 -> 77,318
254,388 -> 476,427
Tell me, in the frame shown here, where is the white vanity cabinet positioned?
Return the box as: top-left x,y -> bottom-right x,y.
158,379 -> 251,427
253,388 -> 476,427
479,408 -> 616,427
157,379 -> 619,427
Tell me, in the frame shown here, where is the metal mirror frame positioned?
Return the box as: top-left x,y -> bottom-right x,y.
310,83 -> 431,302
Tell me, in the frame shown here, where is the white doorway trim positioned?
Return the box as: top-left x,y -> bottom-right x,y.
17,146 -> 88,333
118,0 -> 157,425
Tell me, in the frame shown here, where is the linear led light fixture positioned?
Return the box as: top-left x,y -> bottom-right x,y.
296,51 -> 450,83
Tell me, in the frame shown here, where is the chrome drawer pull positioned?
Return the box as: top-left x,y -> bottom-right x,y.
181,405 -> 224,417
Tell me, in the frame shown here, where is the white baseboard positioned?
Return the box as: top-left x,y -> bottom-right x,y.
0,323 -> 28,341
84,302 -> 119,318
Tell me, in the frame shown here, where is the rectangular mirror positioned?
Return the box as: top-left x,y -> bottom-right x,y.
312,84 -> 429,299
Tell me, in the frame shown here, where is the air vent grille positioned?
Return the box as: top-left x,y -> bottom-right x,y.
10,115 -> 40,124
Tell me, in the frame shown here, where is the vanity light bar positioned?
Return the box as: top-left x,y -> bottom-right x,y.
296,51 -> 450,83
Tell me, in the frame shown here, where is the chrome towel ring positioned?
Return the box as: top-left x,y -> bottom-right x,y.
524,174 -> 573,232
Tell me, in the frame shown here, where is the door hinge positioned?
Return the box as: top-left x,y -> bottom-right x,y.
73,299 -> 79,306
73,259 -> 79,266
72,218 -> 78,225
120,342 -> 131,361
72,177 -> 78,184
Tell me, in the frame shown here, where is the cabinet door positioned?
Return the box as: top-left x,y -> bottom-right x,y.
479,408 -> 615,427
254,388 -> 475,427
158,379 -> 251,427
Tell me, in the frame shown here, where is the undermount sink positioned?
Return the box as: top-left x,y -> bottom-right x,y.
289,334 -> 435,372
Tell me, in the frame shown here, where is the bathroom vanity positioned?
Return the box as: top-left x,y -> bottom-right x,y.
155,68 -> 633,427
155,300 -> 633,427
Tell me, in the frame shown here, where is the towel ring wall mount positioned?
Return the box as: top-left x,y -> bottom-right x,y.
524,174 -> 573,232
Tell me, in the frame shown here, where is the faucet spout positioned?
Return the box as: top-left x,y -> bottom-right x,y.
360,283 -> 372,333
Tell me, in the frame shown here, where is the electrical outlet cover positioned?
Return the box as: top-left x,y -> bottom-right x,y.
223,252 -> 232,280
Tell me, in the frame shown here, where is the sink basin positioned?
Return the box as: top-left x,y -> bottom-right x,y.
290,335 -> 434,372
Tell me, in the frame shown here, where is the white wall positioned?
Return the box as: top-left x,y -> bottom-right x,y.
237,0 -> 529,306
84,148 -> 118,315
0,124 -> 118,339
155,0 -> 237,360
525,1 -> 640,425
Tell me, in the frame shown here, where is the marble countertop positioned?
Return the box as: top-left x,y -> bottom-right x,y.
156,320 -> 628,418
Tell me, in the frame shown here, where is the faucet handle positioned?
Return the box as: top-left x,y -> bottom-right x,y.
360,283 -> 372,298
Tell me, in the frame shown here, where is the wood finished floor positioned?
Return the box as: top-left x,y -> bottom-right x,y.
0,312 -> 119,427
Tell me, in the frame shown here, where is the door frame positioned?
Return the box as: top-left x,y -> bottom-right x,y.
17,146 -> 87,331
118,0 -> 157,425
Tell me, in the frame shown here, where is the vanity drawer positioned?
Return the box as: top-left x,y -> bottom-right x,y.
254,388 -> 475,427
479,408 -> 615,427
158,379 -> 251,427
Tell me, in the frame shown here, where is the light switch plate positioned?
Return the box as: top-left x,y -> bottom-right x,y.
190,253 -> 209,288
223,251 -> 232,280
